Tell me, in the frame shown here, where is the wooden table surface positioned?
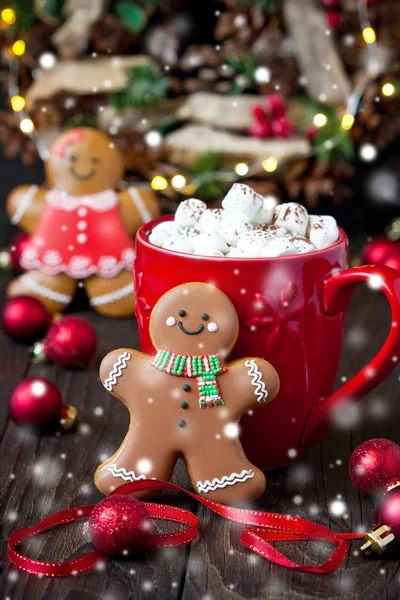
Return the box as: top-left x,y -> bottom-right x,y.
0,224 -> 399,600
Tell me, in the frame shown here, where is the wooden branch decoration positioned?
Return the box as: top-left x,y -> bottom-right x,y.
283,0 -> 351,106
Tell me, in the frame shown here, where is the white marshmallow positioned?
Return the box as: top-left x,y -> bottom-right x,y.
219,216 -> 253,246
163,235 -> 194,254
252,195 -> 278,225
193,249 -> 225,257
227,247 -> 257,258
237,230 -> 273,254
148,221 -> 177,246
174,198 -> 207,228
273,202 -> 308,237
222,183 -> 263,221
307,215 -> 339,249
191,231 -> 229,255
177,227 -> 200,240
198,208 -> 225,232
260,237 -> 298,257
285,235 -> 316,254
255,224 -> 287,237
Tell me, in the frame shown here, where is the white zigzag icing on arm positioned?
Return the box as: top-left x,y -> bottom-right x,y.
196,469 -> 254,493
245,359 -> 268,402
103,351 -> 131,391
107,464 -> 147,482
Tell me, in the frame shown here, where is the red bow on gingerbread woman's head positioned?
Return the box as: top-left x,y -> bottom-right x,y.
46,127 -> 124,196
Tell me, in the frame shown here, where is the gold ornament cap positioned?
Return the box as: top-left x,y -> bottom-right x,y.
60,405 -> 78,431
361,523 -> 396,556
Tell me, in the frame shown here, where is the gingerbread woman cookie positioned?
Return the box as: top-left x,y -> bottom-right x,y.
6,127 -> 160,317
95,282 -> 280,504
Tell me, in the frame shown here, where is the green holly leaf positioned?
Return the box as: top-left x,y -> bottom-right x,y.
189,152 -> 227,200
114,1 -> 146,32
110,64 -> 170,109
10,0 -> 36,30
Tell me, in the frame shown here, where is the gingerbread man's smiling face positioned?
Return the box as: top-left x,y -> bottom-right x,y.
150,283 -> 239,357
45,127 -> 124,196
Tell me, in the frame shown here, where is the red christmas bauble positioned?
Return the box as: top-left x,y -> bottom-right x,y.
377,487 -> 400,540
271,117 -> 295,138
384,252 -> 400,272
9,377 -> 63,432
44,316 -> 97,368
361,237 -> 397,265
249,119 -> 271,139
9,231 -> 30,271
2,296 -> 50,342
88,495 -> 153,556
349,439 -> 400,495
266,94 -> 286,119
326,11 -> 341,29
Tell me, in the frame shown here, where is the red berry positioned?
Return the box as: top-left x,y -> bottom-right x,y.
326,11 -> 341,29
266,94 -> 286,119
305,126 -> 317,141
251,105 -> 267,121
321,0 -> 339,8
249,120 -> 271,139
271,117 -> 295,138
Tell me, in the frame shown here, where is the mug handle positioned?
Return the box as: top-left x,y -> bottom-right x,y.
301,264 -> 400,448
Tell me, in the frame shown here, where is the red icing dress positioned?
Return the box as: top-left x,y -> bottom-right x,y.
21,189 -> 135,279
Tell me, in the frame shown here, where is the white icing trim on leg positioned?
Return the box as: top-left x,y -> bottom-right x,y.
128,187 -> 152,224
107,464 -> 147,482
103,351 -> 131,391
196,469 -> 255,494
245,359 -> 268,403
90,281 -> 134,307
11,185 -> 39,225
20,274 -> 72,304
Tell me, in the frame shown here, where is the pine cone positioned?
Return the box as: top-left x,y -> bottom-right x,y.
22,23 -> 57,68
91,14 -> 137,54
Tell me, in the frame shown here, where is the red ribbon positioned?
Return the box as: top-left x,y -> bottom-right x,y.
8,480 -> 363,578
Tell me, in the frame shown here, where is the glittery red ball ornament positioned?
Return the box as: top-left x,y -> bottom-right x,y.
9,231 -> 30,271
40,316 -> 97,368
349,439 -> 400,495
2,296 -> 49,342
377,487 -> 400,540
361,237 -> 398,266
88,495 -> 153,556
9,377 -> 63,431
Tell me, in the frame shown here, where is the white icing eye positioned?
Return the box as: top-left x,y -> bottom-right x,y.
166,316 -> 176,327
207,322 -> 218,333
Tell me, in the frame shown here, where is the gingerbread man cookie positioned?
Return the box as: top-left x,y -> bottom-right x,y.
95,282 -> 280,504
6,127 -> 160,317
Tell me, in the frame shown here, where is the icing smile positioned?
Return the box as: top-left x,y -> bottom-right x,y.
178,321 -> 204,336
69,166 -> 96,181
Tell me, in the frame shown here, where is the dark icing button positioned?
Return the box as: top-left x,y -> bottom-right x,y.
180,401 -> 189,409
178,419 -> 186,428
182,384 -> 191,392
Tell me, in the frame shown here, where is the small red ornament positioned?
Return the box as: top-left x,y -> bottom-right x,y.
2,296 -> 50,342
88,495 -> 153,556
326,11 -> 341,29
9,232 -> 30,271
271,117 -> 295,138
349,438 -> 400,495
266,93 -> 286,119
33,316 -> 97,368
377,487 -> 400,540
249,119 -> 271,139
350,439 -> 400,555
361,237 -> 400,270
9,377 -> 77,432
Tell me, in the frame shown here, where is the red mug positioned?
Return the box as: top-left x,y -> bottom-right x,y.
134,216 -> 400,469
